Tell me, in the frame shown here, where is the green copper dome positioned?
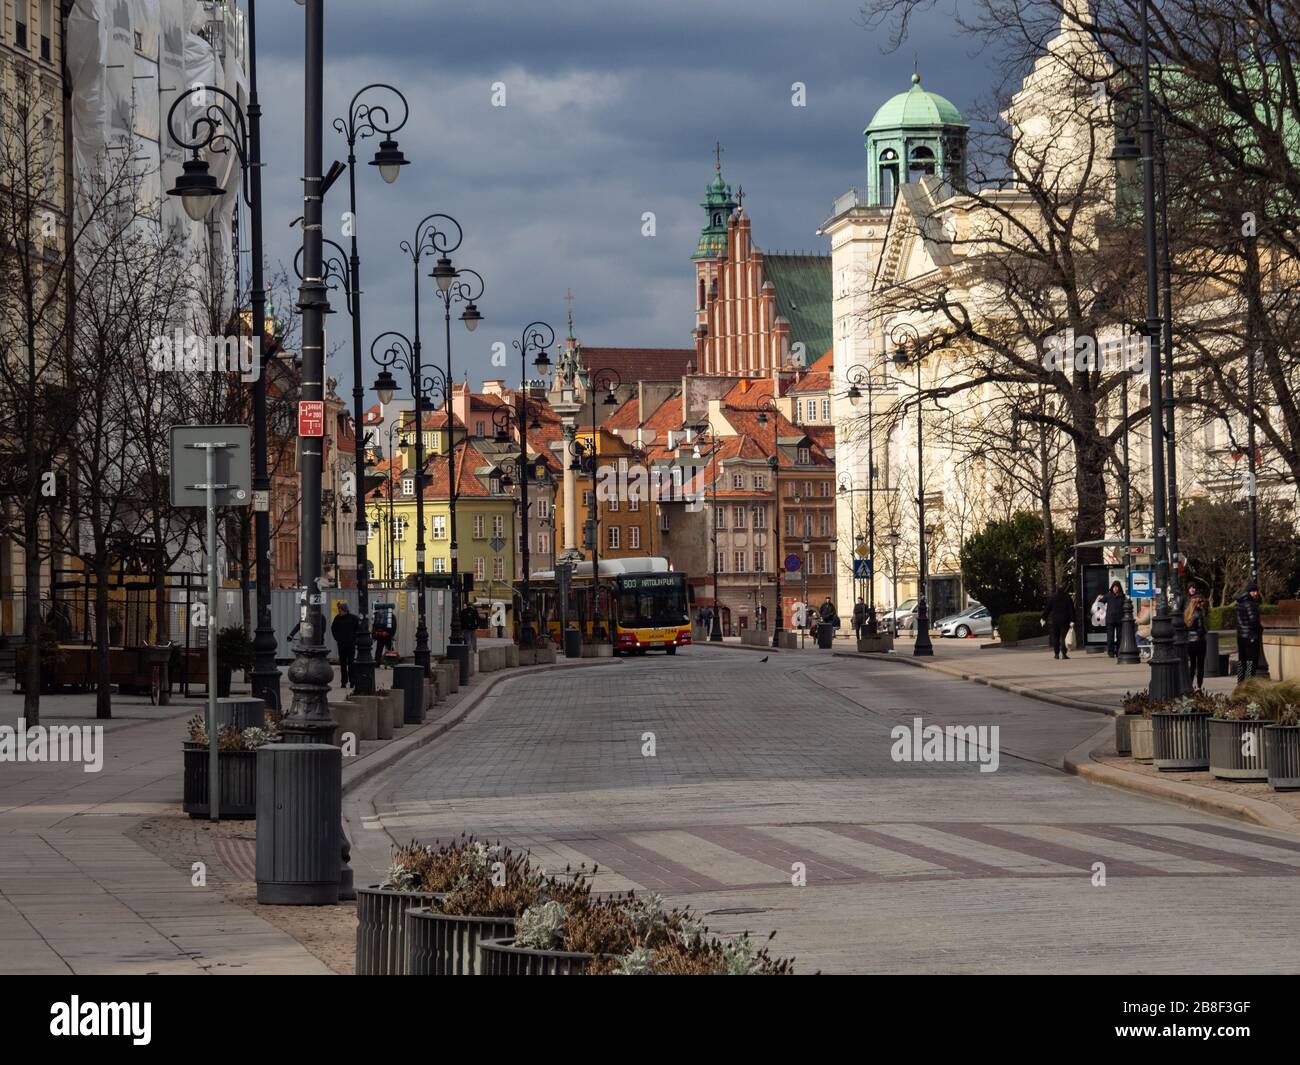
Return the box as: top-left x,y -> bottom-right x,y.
694,164 -> 737,260
865,73 -> 966,134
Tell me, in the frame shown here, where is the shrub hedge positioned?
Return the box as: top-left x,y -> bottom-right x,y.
1206,603 -> 1278,631
996,611 -> 1045,643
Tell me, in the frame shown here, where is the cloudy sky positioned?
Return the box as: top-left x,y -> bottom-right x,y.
249,0 -> 986,395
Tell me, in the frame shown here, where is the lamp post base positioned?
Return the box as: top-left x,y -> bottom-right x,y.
913,599 -> 933,656
1117,601 -> 1141,664
1148,601 -> 1181,701
350,630 -> 376,697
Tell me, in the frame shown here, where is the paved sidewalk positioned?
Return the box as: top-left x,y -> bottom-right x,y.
0,681 -> 332,975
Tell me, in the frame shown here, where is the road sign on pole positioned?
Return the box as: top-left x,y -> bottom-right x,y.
169,426 -> 252,822
785,553 -> 802,572
853,558 -> 874,579
1128,569 -> 1155,599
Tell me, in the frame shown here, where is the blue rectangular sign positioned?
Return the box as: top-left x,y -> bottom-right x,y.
853,558 -> 873,579
1128,569 -> 1155,599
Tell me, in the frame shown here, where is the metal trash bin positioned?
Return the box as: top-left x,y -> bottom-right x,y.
817,623 -> 835,649
1204,631 -> 1223,676
447,641 -> 471,685
563,627 -> 583,659
391,664 -> 423,725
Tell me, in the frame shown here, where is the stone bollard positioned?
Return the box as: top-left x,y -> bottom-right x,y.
382,689 -> 404,729
329,701 -> 362,749
437,658 -> 459,696
350,697 -> 379,741
368,694 -> 394,740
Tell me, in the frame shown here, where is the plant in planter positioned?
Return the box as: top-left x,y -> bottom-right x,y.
1116,691 -> 1156,755
215,625 -> 254,698
1151,693 -> 1212,772
1265,703 -> 1300,791
355,834 -> 593,976
1209,696 -> 1273,781
482,890 -> 796,975
181,714 -> 277,819
1126,691 -> 1163,763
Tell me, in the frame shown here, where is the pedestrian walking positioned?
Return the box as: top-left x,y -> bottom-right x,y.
372,603 -> 396,666
1185,593 -> 1209,690
460,603 -> 481,654
330,602 -> 361,688
1103,580 -> 1126,657
852,598 -> 867,639
1235,580 -> 1264,681
1042,586 -> 1076,660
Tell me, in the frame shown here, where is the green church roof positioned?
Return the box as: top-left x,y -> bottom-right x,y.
694,166 -> 737,260
866,73 -> 967,134
764,254 -> 832,362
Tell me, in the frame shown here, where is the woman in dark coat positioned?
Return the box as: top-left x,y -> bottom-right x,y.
1184,594 -> 1209,690
1235,581 -> 1263,681
1103,580 -> 1126,657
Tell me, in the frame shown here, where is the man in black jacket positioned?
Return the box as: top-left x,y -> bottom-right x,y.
1235,581 -> 1264,681
1103,580 -> 1126,657
1042,587 -> 1076,660
330,602 -> 362,688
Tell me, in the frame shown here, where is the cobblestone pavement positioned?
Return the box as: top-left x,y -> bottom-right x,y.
363,647 -> 1300,974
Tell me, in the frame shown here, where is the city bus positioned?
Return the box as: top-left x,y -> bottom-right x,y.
523,557 -> 693,655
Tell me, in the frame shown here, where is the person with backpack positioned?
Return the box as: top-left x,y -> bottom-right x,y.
460,603 -> 482,653
372,604 -> 396,666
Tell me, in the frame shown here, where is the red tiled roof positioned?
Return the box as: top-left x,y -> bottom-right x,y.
580,347 -> 695,385
787,370 -> 832,394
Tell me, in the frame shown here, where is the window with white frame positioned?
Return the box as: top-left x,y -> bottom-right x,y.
474,557 -> 485,580
821,512 -> 832,536
733,550 -> 745,572
819,481 -> 831,497
473,514 -> 484,538
785,512 -> 797,536
394,558 -> 406,578
582,490 -> 592,507
538,499 -> 550,518
733,505 -> 746,529
608,526 -> 621,549
628,496 -> 640,512
822,552 -> 834,575
538,531 -> 550,554
797,447 -> 811,465
752,548 -> 764,572
493,556 -> 504,580
629,526 -> 640,549
402,477 -> 414,496
433,557 -> 447,574
492,514 -> 504,537
732,473 -> 744,489
432,515 -> 446,539
608,496 -> 619,512
392,518 -> 406,541
754,474 -> 767,490
821,397 -> 830,421
753,504 -> 767,528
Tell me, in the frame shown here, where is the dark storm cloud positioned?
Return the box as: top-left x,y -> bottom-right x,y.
248,0 -> 983,394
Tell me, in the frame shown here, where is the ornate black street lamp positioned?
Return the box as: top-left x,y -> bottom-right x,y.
891,324 -> 933,656
1107,0 -> 1180,699
576,365 -> 621,639
322,82 -> 410,695
842,359 -> 882,635
754,396 -> 785,648
165,1 -> 279,710
691,422 -> 725,641
506,322 -> 554,647
492,402 -> 547,644
370,330 -> 452,675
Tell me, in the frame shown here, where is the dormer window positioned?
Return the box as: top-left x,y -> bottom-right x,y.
797,446 -> 811,465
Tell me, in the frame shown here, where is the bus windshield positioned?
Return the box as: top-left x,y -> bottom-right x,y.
615,574 -> 687,628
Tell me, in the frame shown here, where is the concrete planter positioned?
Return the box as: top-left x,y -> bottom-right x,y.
437,659 -> 459,695
379,690 -> 404,730
519,646 -> 557,665
1152,712 -> 1210,772
1130,717 -> 1154,763
405,907 -> 517,975
857,635 -> 894,654
1208,718 -> 1269,780
1265,725 -> 1300,791
374,694 -> 394,740
581,643 -> 614,658
182,746 -> 257,819
505,645 -> 519,668
354,887 -> 442,975
329,701 -> 361,748
1115,714 -> 1139,756
476,937 -> 597,975
350,696 -> 380,741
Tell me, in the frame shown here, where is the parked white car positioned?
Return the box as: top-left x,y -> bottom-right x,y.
880,598 -> 917,635
935,603 -> 993,638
